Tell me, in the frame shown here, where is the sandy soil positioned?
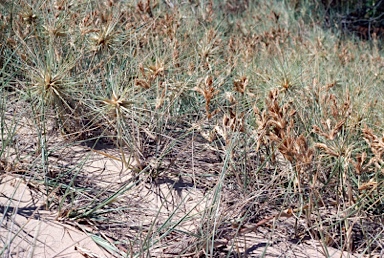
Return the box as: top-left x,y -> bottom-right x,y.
0,114 -> 380,257
0,150 -> 372,258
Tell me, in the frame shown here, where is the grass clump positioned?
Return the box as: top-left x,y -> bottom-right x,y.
0,0 -> 383,257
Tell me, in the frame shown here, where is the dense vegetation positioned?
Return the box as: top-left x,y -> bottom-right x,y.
0,0 -> 383,257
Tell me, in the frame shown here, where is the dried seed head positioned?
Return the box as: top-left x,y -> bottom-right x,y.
205,75 -> 213,87
135,79 -> 150,89
233,76 -> 248,94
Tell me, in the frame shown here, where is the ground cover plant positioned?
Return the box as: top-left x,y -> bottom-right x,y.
0,0 -> 383,257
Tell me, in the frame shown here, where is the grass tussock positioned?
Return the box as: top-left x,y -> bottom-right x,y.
0,0 -> 383,257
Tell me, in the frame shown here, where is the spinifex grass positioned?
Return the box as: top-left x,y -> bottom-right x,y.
96,72 -> 136,171
0,0 -> 383,257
